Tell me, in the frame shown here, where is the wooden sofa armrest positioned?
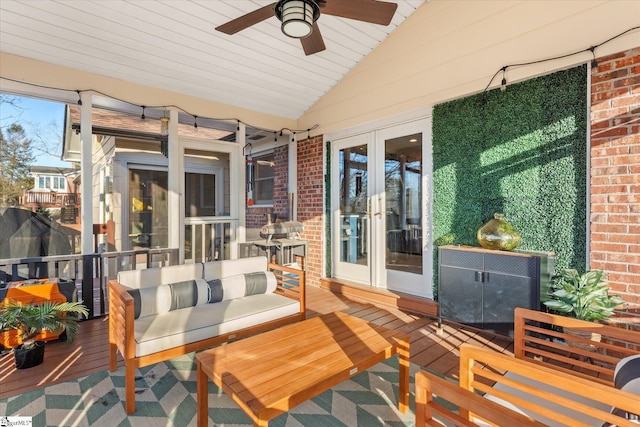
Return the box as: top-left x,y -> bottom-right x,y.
514,307 -> 640,385
459,344 -> 639,427
268,262 -> 306,317
108,279 -> 136,362
415,371 -> 546,427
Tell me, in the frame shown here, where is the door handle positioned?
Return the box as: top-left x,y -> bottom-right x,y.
374,196 -> 383,217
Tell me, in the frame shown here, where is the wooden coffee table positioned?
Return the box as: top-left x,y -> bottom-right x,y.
196,311 -> 411,426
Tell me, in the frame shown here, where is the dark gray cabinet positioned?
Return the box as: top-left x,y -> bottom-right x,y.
438,245 -> 554,336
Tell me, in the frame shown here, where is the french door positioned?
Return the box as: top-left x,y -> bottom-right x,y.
331,120 -> 431,297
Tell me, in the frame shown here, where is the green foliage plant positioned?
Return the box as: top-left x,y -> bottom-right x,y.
543,269 -> 624,322
0,299 -> 89,349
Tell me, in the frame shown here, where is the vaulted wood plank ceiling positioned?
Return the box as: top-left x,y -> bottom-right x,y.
0,0 -> 425,119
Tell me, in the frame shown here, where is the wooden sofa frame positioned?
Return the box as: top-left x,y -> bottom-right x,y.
416,307 -> 640,426
415,371 -> 546,427
108,262 -> 305,414
455,345 -> 639,426
514,307 -> 640,385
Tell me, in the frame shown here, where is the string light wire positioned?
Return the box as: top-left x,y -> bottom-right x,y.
0,78 -> 319,138
483,26 -> 638,93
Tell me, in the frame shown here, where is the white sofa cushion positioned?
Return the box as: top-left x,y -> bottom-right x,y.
133,293 -> 299,357
483,371 -> 611,427
125,278 -> 210,318
606,354 -> 640,424
202,256 -> 268,281
207,271 -> 277,302
117,263 -> 203,289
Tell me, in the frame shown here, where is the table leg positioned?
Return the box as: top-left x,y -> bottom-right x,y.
197,359 -> 208,427
398,340 -> 410,413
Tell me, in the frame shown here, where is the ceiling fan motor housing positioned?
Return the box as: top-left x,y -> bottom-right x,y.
275,0 -> 321,39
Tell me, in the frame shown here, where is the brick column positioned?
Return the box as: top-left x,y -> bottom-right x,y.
590,47 -> 640,306
297,135 -> 324,286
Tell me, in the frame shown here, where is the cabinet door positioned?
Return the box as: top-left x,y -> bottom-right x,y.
439,266 -> 483,327
482,272 -> 536,336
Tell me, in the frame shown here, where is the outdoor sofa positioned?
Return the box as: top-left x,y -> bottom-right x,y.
108,256 -> 305,414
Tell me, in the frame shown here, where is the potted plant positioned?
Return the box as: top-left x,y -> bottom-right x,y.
543,269 -> 624,349
0,299 -> 89,369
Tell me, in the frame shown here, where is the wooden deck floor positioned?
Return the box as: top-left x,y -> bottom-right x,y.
0,286 -> 514,399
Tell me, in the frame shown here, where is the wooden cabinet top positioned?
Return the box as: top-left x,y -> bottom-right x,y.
439,244 -> 554,258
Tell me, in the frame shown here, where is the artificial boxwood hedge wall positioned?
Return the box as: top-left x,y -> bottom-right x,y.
432,65 -> 587,297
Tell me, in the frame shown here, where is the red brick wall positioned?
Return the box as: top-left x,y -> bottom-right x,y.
245,144 -> 289,230
590,47 -> 640,306
296,135 -> 324,287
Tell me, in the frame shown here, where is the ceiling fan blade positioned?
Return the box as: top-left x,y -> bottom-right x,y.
301,23 -> 326,55
215,3 -> 276,35
322,0 -> 398,26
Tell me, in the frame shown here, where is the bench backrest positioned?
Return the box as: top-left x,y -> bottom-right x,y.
117,263 -> 203,289
514,307 -> 640,385
202,256 -> 268,281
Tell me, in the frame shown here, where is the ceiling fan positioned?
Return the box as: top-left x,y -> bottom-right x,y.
215,0 -> 398,56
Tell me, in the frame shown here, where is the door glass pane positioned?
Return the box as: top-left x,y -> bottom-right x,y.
385,133 -> 422,274
185,173 -> 216,216
339,144 -> 368,266
128,169 -> 168,249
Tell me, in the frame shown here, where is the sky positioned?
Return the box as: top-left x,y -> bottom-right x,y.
0,95 -> 72,168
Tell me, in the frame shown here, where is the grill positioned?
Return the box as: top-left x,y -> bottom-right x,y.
260,221 -> 304,243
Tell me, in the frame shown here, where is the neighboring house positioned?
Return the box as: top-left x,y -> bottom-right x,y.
22,166 -> 80,224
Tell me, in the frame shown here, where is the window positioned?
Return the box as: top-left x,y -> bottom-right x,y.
128,168 -> 168,249
53,177 -> 65,190
253,152 -> 274,205
38,177 -> 45,189
185,172 -> 216,217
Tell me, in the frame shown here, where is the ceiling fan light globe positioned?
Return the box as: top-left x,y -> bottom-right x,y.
277,0 -> 320,39
282,19 -> 312,38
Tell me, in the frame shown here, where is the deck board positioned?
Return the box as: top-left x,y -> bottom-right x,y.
0,286 -> 513,399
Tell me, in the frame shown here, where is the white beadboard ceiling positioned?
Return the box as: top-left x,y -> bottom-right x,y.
0,0 -> 425,120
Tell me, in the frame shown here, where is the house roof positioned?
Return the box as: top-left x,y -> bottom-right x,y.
67,105 -> 233,140
0,0 -> 425,120
30,166 -> 77,176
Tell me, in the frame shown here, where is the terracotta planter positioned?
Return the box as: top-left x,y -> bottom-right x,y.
14,341 -> 45,369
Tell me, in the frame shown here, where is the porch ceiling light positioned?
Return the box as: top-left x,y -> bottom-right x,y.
275,0 -> 320,39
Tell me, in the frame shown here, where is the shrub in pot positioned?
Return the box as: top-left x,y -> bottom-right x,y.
543,269 -> 624,350
0,299 -> 89,369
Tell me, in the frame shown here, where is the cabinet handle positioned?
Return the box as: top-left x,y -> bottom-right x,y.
475,271 -> 490,282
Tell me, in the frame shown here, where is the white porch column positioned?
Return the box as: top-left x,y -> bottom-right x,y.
288,134 -> 298,221
167,109 -> 181,255
237,122 -> 247,245
80,93 -> 93,254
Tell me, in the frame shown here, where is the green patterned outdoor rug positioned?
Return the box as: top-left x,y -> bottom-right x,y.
0,353 -> 420,426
